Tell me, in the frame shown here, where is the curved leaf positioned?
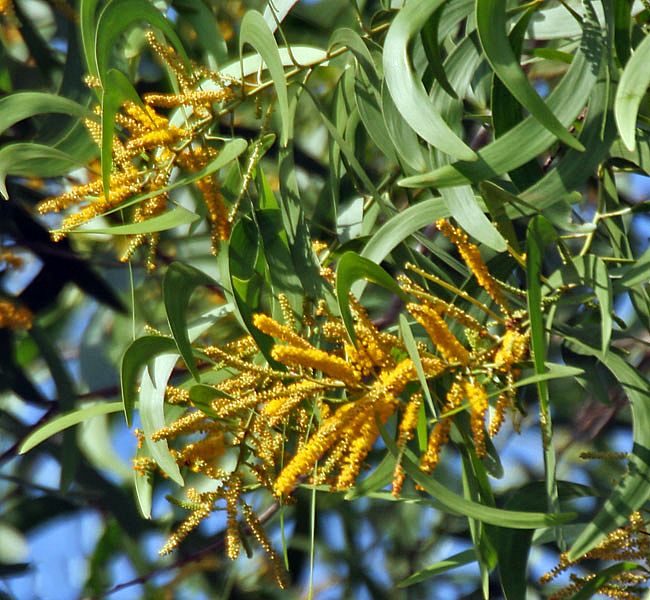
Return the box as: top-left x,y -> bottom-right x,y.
383,0 -> 476,161
0,92 -> 93,137
614,32 -> 650,151
164,262 -> 218,381
18,402 -> 123,455
335,252 -> 407,343
120,335 -> 177,427
239,10 -> 290,146
476,0 -> 584,151
566,341 -> 650,560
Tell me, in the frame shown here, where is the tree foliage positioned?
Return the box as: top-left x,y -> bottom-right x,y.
1,0 -> 650,598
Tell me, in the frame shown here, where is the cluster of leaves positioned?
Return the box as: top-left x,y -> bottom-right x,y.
2,0 -> 650,598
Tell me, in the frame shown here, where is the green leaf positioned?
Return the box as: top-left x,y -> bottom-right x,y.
0,144 -> 84,199
478,182 -> 521,253
378,422 -> 576,529
399,314 -> 434,415
80,0 -> 101,77
18,402 -> 123,454
526,216 -> 562,542
64,204 -> 200,235
566,342 -> 650,560
335,252 -> 407,343
120,335 -> 177,427
344,454 -> 396,500
139,353 -> 184,485
617,245 -> 650,288
262,0 -> 299,33
95,0 -> 187,82
441,186 -> 507,252
400,2 -> 601,189
476,0 -> 584,151
383,0 -> 476,161
0,92 -> 93,137
398,549 -> 477,587
163,262 -> 217,381
571,256 -> 613,354
615,32 -> 650,151
239,10 -> 290,146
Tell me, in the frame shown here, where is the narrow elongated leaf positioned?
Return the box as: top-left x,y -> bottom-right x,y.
400,2 -> 601,188
139,353 -> 184,485
120,336 -> 177,427
64,205 -> 200,235
441,186 -> 506,251
526,216 -> 561,542
379,422 -> 576,529
615,32 -> 650,151
19,402 -> 123,454
566,341 -> 650,560
100,68 -> 143,199
398,549 -> 477,587
163,262 -> 217,381
383,0 -> 476,161
95,0 -> 187,81
0,92 -> 93,136
262,0 -> 299,33
335,252 -> 407,342
477,0 -> 583,151
0,144 -> 84,199
239,10 -> 290,146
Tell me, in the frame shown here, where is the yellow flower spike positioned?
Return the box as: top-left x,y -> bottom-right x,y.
160,489 -> 219,556
261,380 -> 327,426
241,503 -> 288,589
488,392 -> 510,437
392,393 -> 422,497
196,175 -> 230,252
203,345 -> 279,376
464,380 -> 489,458
436,219 -> 510,313
271,345 -> 360,386
274,402 -> 360,496
224,475 -> 242,560
336,394 -> 399,489
151,410 -> 216,442
420,382 -> 464,474
494,329 -> 530,370
253,313 -> 310,349
173,432 -> 225,466
124,127 -> 185,154
407,303 -> 470,365
0,299 -> 33,330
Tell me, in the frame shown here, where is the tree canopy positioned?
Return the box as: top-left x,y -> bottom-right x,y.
1,0 -> 650,598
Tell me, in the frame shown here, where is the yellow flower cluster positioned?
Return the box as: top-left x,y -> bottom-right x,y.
541,512 -> 650,599
37,34 -> 238,268
138,222 -> 530,584
0,299 -> 32,330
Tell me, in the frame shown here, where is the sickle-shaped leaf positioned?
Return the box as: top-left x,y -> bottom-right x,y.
164,262 -> 218,382
476,0 -> 584,152
565,340 -> 650,560
120,335 -> 177,427
400,1 -> 602,189
383,0 -> 476,161
335,252 -> 407,343
239,10 -> 290,146
615,32 -> 650,151
19,402 -> 124,455
0,92 -> 93,137
378,421 -> 576,529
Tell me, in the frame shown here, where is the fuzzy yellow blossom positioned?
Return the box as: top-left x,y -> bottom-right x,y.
421,382 -> 464,473
407,303 -> 470,365
0,299 -> 33,330
253,313 -> 311,349
271,344 -> 360,386
393,393 -> 422,497
465,380 -> 489,458
436,219 -> 509,313
494,329 -> 529,370
262,380 -> 328,425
